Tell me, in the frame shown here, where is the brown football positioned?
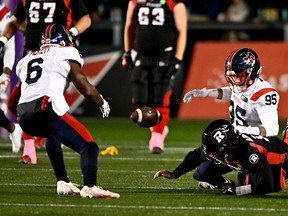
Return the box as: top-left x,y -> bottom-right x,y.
130,107 -> 162,128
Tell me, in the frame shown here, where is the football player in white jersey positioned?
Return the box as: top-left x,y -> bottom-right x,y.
181,48 -> 280,189
16,24 -> 120,199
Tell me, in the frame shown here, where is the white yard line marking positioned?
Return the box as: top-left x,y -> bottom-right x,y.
0,203 -> 287,212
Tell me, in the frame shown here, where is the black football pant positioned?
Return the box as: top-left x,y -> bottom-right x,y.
193,161 -> 232,188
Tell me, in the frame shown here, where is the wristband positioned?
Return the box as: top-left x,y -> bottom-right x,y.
235,185 -> 251,195
0,36 -> 8,44
69,27 -> 79,36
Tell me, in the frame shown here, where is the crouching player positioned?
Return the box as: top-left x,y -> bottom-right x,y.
155,119 -> 288,195
16,24 -> 120,198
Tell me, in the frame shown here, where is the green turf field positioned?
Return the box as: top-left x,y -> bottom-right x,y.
0,118 -> 287,216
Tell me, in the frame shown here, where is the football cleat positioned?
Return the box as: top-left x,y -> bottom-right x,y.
57,181 -> 80,195
9,123 -> 23,153
19,155 -> 31,164
149,132 -> 164,154
80,186 -> 120,199
151,147 -> 163,154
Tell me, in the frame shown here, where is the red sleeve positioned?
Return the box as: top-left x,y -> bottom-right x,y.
250,88 -> 277,102
167,0 -> 178,11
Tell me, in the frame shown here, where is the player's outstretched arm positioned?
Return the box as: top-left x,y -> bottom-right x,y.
183,88 -> 223,103
69,60 -> 110,118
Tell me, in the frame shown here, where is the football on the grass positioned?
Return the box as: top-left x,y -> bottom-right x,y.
130,107 -> 162,128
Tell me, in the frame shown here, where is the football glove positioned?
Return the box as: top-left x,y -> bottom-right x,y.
122,51 -> 134,70
0,41 -> 4,56
69,27 -> 80,48
99,95 -> 110,118
0,36 -> 8,56
0,73 -> 10,94
222,179 -> 236,195
167,57 -> 182,77
183,88 -> 209,103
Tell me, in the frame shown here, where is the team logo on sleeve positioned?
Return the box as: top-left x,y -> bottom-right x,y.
249,154 -> 259,164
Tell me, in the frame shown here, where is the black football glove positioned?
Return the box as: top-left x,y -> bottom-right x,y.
222,179 -> 236,195
167,57 -> 182,77
122,51 -> 134,70
0,41 -> 4,57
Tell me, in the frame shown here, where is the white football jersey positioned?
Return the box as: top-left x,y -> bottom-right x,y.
16,45 -> 84,116
223,79 -> 279,136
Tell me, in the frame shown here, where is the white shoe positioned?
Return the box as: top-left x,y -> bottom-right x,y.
80,186 -> 120,199
57,180 -> 80,195
9,123 -> 23,154
198,181 -> 218,189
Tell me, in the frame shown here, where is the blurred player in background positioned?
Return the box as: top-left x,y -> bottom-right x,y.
154,119 -> 288,196
16,24 -> 119,198
122,0 -> 187,154
0,0 -> 91,164
180,48 -> 280,189
0,0 -> 23,154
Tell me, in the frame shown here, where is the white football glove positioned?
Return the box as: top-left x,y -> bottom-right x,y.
0,73 -> 10,94
183,88 -> 209,103
99,95 -> 110,118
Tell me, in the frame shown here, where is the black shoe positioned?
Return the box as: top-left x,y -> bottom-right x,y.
19,155 -> 31,164
151,147 -> 163,154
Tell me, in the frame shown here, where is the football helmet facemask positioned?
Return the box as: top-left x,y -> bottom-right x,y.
41,24 -> 73,47
202,119 -> 237,162
225,48 -> 262,93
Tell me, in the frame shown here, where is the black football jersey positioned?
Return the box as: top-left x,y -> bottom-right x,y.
131,0 -> 179,53
14,0 -> 89,52
230,134 -> 288,194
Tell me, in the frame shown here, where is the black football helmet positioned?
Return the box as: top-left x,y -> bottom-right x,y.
41,24 -> 73,47
202,119 -> 237,162
225,48 -> 261,93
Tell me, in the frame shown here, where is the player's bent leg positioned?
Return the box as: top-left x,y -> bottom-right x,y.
194,161 -> 232,189
19,132 -> 37,164
149,107 -> 170,154
9,123 -> 23,154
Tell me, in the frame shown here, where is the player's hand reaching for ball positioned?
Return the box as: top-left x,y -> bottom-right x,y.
183,88 -> 209,103
153,170 -> 175,179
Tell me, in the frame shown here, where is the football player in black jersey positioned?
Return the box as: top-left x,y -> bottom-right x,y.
0,0 -> 91,53
154,119 -> 288,195
0,0 -> 91,165
122,0 -> 187,154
